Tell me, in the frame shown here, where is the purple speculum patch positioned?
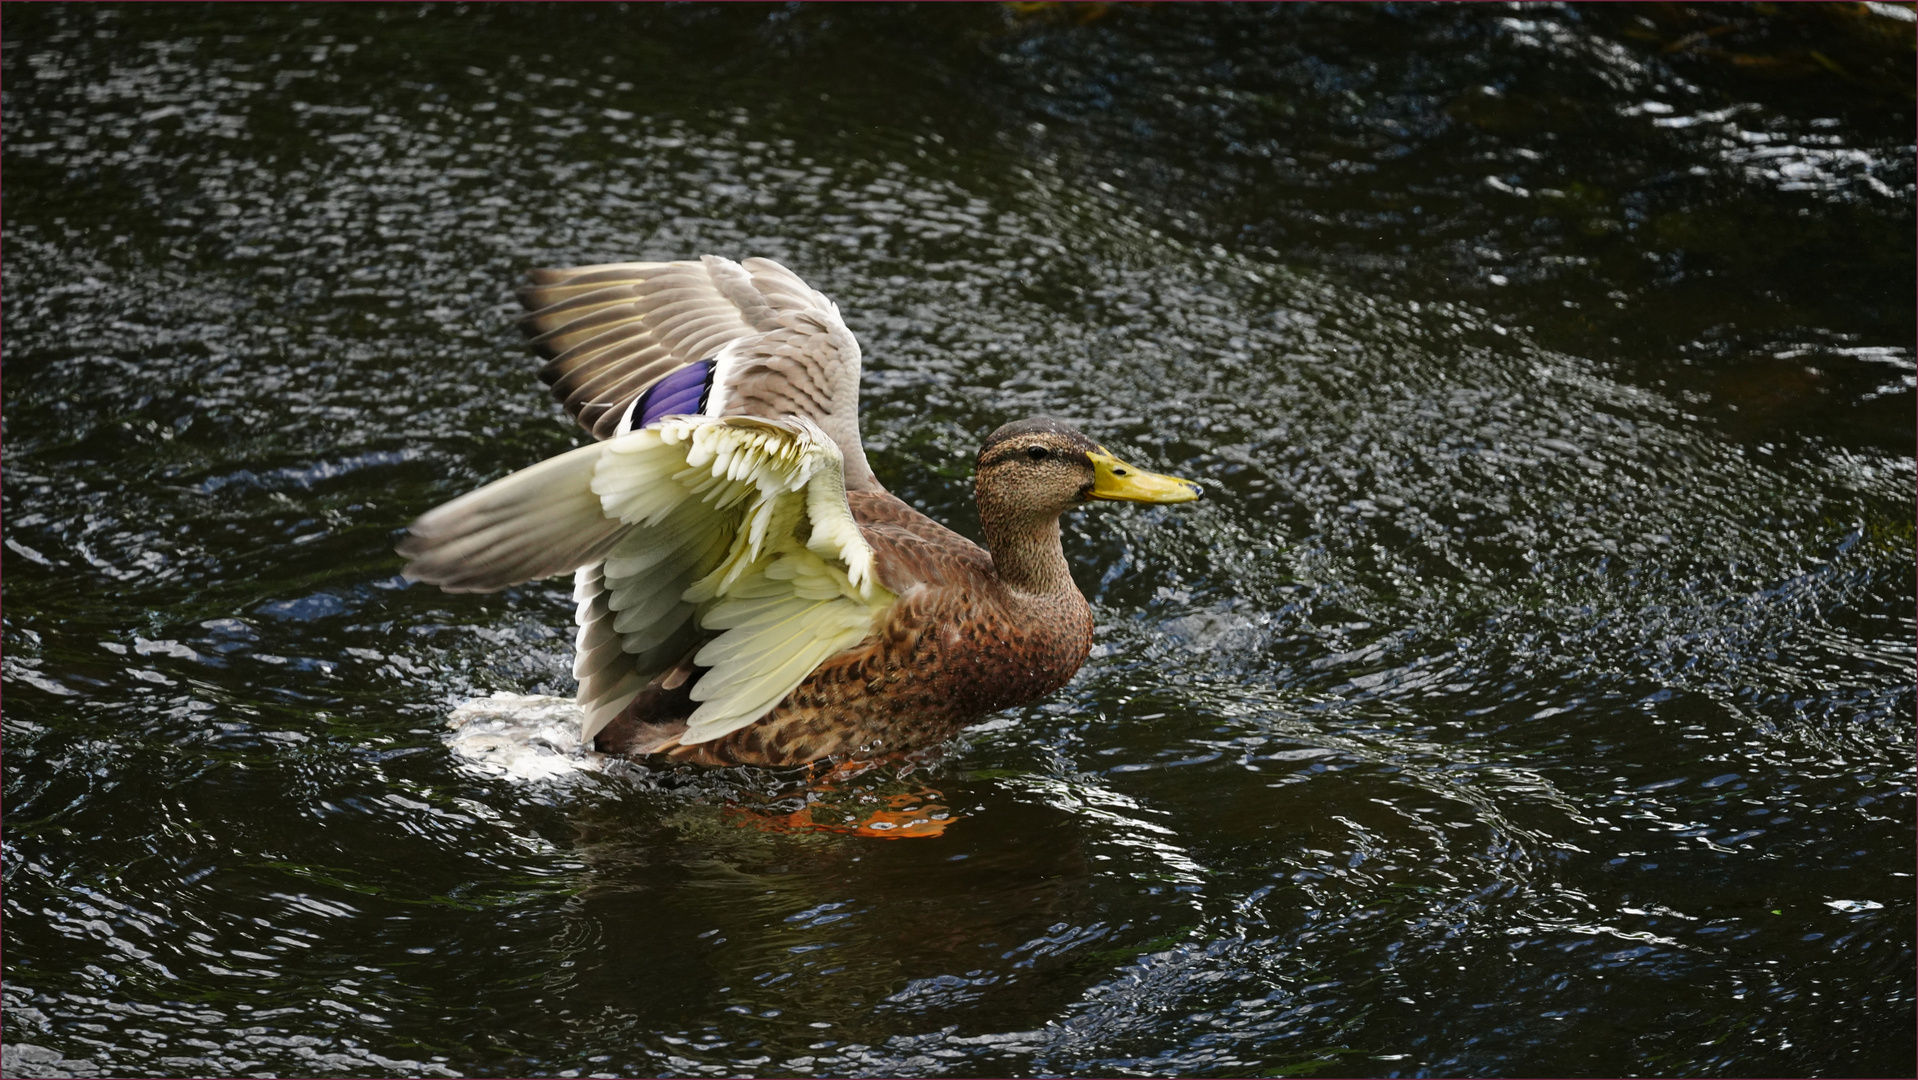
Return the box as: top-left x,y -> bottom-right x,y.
634,360 -> 712,428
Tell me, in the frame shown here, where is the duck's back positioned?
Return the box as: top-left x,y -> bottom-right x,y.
595,490 -> 1094,767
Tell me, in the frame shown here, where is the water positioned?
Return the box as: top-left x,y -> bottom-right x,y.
3,4 -> 1912,1077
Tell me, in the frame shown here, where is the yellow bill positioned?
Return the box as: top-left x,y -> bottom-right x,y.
1086,448 -> 1203,503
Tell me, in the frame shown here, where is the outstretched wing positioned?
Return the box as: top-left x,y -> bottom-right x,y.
518,255 -> 881,493
400,415 -> 895,744
396,441 -> 625,593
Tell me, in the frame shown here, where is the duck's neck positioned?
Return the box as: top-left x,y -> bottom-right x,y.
982,510 -> 1077,596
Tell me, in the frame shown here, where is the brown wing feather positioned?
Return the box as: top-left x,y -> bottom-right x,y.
519,260 -> 767,440
844,490 -> 993,592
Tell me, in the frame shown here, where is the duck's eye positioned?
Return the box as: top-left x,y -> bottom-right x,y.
1026,446 -> 1050,461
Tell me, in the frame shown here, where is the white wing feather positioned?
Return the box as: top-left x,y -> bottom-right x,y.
626,416 -> 891,745
401,413 -> 894,745
397,442 -> 627,592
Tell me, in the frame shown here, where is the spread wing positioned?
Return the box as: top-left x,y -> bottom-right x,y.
400,415 -> 895,744
518,255 -> 881,492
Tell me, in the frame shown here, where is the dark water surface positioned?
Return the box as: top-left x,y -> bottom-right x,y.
4,5 -> 1913,1077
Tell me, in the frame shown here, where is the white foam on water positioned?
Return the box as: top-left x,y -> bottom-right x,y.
444,692 -> 606,781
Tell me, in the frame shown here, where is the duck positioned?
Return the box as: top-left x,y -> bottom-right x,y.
398,256 -> 1200,768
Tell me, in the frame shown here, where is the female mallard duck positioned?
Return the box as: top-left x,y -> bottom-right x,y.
399,256 -> 1199,767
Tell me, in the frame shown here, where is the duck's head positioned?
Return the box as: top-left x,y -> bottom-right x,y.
974,417 -> 1202,524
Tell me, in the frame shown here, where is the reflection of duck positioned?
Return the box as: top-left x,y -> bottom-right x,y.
400,257 -> 1199,767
